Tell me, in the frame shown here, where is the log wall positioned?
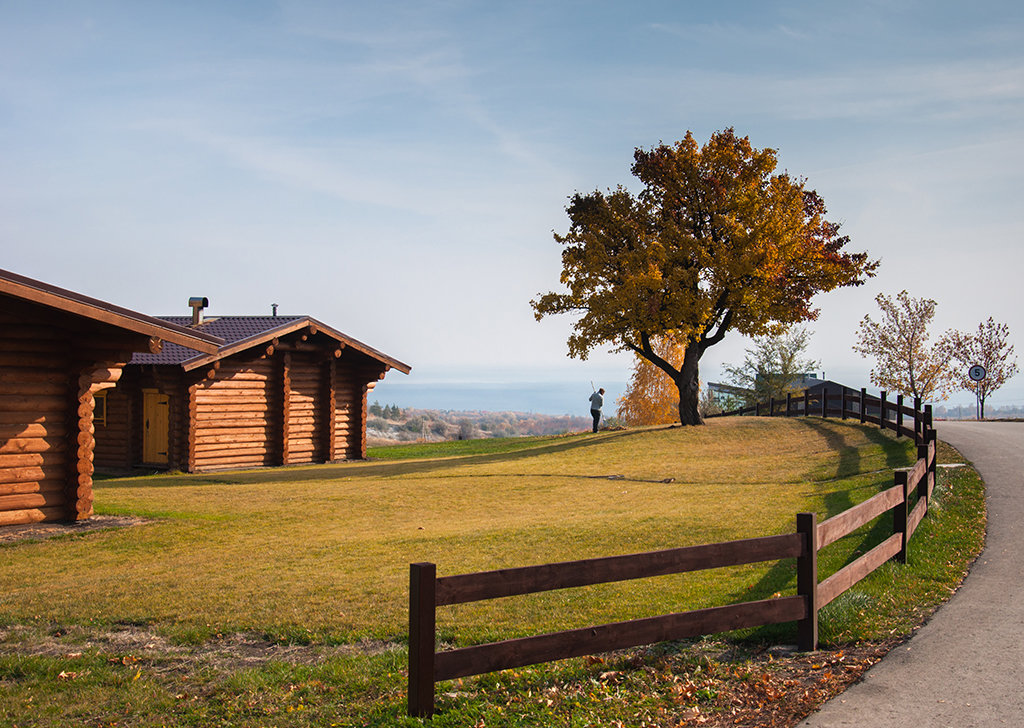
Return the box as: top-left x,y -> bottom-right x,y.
190,359 -> 276,472
284,352 -> 327,465
1,300 -> 132,525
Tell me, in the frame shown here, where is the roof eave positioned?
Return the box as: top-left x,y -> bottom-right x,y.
0,268 -> 223,354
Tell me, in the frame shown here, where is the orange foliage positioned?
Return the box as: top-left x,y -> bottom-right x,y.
617,335 -> 685,425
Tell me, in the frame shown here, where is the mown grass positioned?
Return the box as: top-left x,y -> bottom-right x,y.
0,419 -> 986,727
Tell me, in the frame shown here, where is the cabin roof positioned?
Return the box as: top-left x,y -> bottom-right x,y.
131,315 -> 412,374
0,268 -> 223,353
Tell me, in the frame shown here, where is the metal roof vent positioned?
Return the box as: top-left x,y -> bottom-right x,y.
188,297 -> 209,326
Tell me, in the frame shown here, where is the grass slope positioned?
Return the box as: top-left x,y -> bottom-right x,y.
0,419 -> 985,727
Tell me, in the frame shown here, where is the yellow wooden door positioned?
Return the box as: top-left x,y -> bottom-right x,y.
143,390 -> 170,464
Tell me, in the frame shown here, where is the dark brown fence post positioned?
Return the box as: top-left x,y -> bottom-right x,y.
913,397 -> 922,444
821,388 -> 828,418
755,401 -> 761,417
796,512 -> 818,651
840,388 -> 848,420
880,391 -> 888,431
786,393 -> 792,416
409,562 -> 437,718
804,389 -> 810,417
894,471 -> 909,564
896,394 -> 904,437
924,404 -> 933,432
926,427 -> 937,496
859,388 -> 867,424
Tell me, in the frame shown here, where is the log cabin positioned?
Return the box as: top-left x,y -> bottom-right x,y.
94,299 -> 411,473
0,269 -> 222,526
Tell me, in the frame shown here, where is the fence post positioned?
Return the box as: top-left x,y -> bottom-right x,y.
913,397 -> 922,444
408,562 -> 437,718
894,471 -> 909,564
804,389 -> 810,417
796,512 -> 819,651
770,397 -> 776,417
860,388 -> 867,424
755,401 -> 761,417
896,394 -> 904,437
880,391 -> 888,431
841,388 -> 848,420
786,393 -> 792,417
821,387 -> 828,418
926,427 -> 937,497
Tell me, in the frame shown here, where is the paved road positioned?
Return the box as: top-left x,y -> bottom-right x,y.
799,421 -> 1024,728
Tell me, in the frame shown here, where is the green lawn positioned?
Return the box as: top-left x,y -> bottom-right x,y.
0,418 -> 985,727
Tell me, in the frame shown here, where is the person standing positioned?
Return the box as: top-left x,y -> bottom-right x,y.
589,388 -> 605,433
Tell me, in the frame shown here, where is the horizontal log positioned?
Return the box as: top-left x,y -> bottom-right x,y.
0,480 -> 64,496
817,533 -> 903,608
193,420 -> 270,431
0,490 -> 66,511
194,403 -> 272,414
0,394 -> 68,411
0,338 -> 67,354
0,422 -> 68,440
435,534 -> 804,606
0,381 -> 70,397
0,465 -> 60,484
193,432 -> 271,445
0,506 -> 66,526
0,437 -> 67,456
193,457 -> 269,470
0,353 -> 66,369
0,368 -> 72,385
434,596 -> 806,681
817,484 -> 904,549
199,380 -> 270,391
195,393 -> 270,403
0,452 -> 63,469
193,443 -> 272,455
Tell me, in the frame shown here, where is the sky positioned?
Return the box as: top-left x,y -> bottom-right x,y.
2,0 -> 1022,415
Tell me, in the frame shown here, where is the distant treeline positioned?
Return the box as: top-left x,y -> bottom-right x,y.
367,402 -> 591,443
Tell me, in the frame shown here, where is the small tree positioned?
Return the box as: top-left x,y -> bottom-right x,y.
946,317 -> 1018,419
723,327 -> 820,405
617,334 -> 685,426
852,290 -> 954,401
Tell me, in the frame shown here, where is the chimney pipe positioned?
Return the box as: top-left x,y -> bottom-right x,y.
272,303 -> 278,317
188,297 -> 209,326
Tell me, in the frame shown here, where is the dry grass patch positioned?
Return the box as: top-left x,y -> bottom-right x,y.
0,419 -> 913,646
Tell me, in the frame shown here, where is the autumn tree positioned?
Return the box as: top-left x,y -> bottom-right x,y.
617,334 -> 685,425
946,317 -> 1018,419
532,128 -> 876,425
723,327 -> 820,406
852,290 -> 954,401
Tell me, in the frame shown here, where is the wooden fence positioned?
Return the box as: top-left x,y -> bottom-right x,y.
407,391 -> 938,717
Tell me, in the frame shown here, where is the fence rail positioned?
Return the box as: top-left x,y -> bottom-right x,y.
407,391 -> 938,717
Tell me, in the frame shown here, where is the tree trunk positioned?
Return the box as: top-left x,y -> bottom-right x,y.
675,345 -> 703,426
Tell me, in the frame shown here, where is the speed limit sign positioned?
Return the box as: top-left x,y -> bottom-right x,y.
969,365 -> 987,382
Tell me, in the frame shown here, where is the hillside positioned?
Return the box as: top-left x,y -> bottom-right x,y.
366,401 -> 592,445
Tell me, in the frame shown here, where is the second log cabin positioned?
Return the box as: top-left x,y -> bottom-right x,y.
95,300 -> 411,473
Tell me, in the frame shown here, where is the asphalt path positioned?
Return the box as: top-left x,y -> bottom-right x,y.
799,421 -> 1024,727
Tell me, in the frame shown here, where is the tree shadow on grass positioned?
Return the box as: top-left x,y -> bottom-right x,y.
95,428 -> 652,489
721,418 -> 910,643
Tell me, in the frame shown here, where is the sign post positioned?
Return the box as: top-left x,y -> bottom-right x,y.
968,365 -> 986,420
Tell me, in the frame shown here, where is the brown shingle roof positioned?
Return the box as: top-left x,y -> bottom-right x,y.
130,315 -> 411,375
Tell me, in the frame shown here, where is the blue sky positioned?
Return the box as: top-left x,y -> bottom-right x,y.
2,1 -> 1022,414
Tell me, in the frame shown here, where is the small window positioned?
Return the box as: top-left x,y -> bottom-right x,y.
94,391 -> 107,427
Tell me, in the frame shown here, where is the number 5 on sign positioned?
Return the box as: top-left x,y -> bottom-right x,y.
969,365 -> 986,382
